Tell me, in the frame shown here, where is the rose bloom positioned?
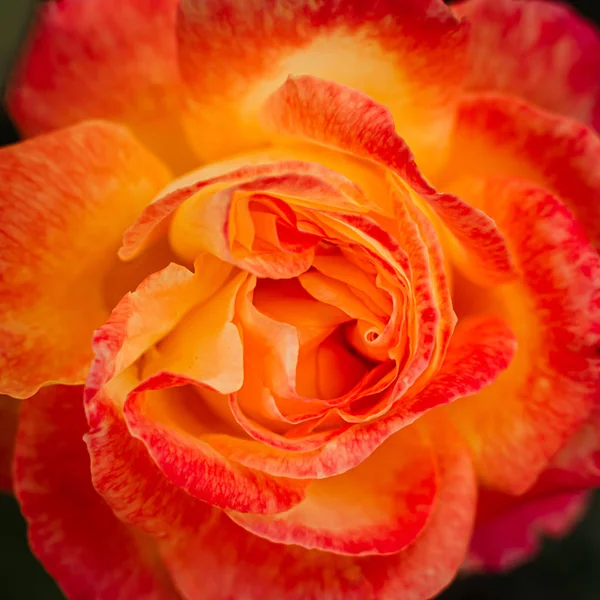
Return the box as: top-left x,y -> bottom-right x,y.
1,0 -> 600,598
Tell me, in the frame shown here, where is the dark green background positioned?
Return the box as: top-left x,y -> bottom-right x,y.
1,1 -> 599,598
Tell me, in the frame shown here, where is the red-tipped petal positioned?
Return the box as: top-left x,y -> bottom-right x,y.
443,93 -> 600,247
263,76 -> 516,283
158,424 -> 475,600
123,372 -> 307,513
454,0 -> 600,128
7,0 -> 195,171
85,375 -> 213,537
177,0 -> 467,171
206,315 -> 515,480
446,177 -> 600,493
467,486 -> 589,572
14,385 -> 180,600
227,425 -> 437,556
0,121 -> 171,399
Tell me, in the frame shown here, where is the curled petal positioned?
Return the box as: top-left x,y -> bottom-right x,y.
0,121 -> 171,399
177,0 -> 467,171
120,158 -> 369,262
454,0 -> 600,128
205,315 -> 515,479
7,0 -> 195,171
14,385 -> 180,599
262,76 -> 516,284
158,423 -> 476,600
227,425 -> 437,556
123,372 -> 308,513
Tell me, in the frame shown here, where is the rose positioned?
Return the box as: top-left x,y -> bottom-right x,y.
1,0 -> 600,598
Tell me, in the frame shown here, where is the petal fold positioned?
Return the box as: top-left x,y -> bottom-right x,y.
262,76 -> 516,284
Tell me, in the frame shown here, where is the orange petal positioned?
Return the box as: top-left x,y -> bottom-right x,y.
14,385 -> 180,599
86,260 -> 216,396
454,0 -> 600,128
204,315 -> 515,479
7,0 -> 195,172
158,421 -> 476,600
140,271 -> 246,394
262,76 -> 517,284
228,425 -> 437,556
177,0 -> 467,172
123,373 -> 308,514
469,402 -> 600,570
120,158 -> 368,262
441,93 -> 600,248
0,121 -> 171,399
445,177 -> 600,493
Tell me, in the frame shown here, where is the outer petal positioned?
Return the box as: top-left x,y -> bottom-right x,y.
159,423 -> 476,600
177,0 -> 468,172
262,76 -> 516,284
6,0 -> 195,171
0,121 -> 171,398
467,487 -> 589,572
227,425 -> 437,556
85,376 -> 213,537
13,385 -> 180,600
468,381 -> 600,571
446,177 -> 600,493
441,93 -> 600,247
454,0 -> 600,128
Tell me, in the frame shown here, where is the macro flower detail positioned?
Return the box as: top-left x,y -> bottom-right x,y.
2,0 -> 600,599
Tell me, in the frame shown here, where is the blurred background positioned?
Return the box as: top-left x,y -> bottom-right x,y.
1,0 -> 599,598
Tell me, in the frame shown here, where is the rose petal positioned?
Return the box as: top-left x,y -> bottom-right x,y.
157,421 -> 474,600
14,385 -> 180,599
262,76 -> 516,284
85,374 -> 213,537
205,315 -> 515,479
227,425 -> 437,556
122,372 -> 308,514
86,260 -> 219,396
467,486 -> 589,572
441,93 -> 600,248
467,404 -> 600,571
120,158 -> 369,262
6,0 -> 195,171
177,0 -> 467,172
140,271 -> 246,394
0,121 -> 171,399
446,177 -> 600,493
454,0 -> 600,128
